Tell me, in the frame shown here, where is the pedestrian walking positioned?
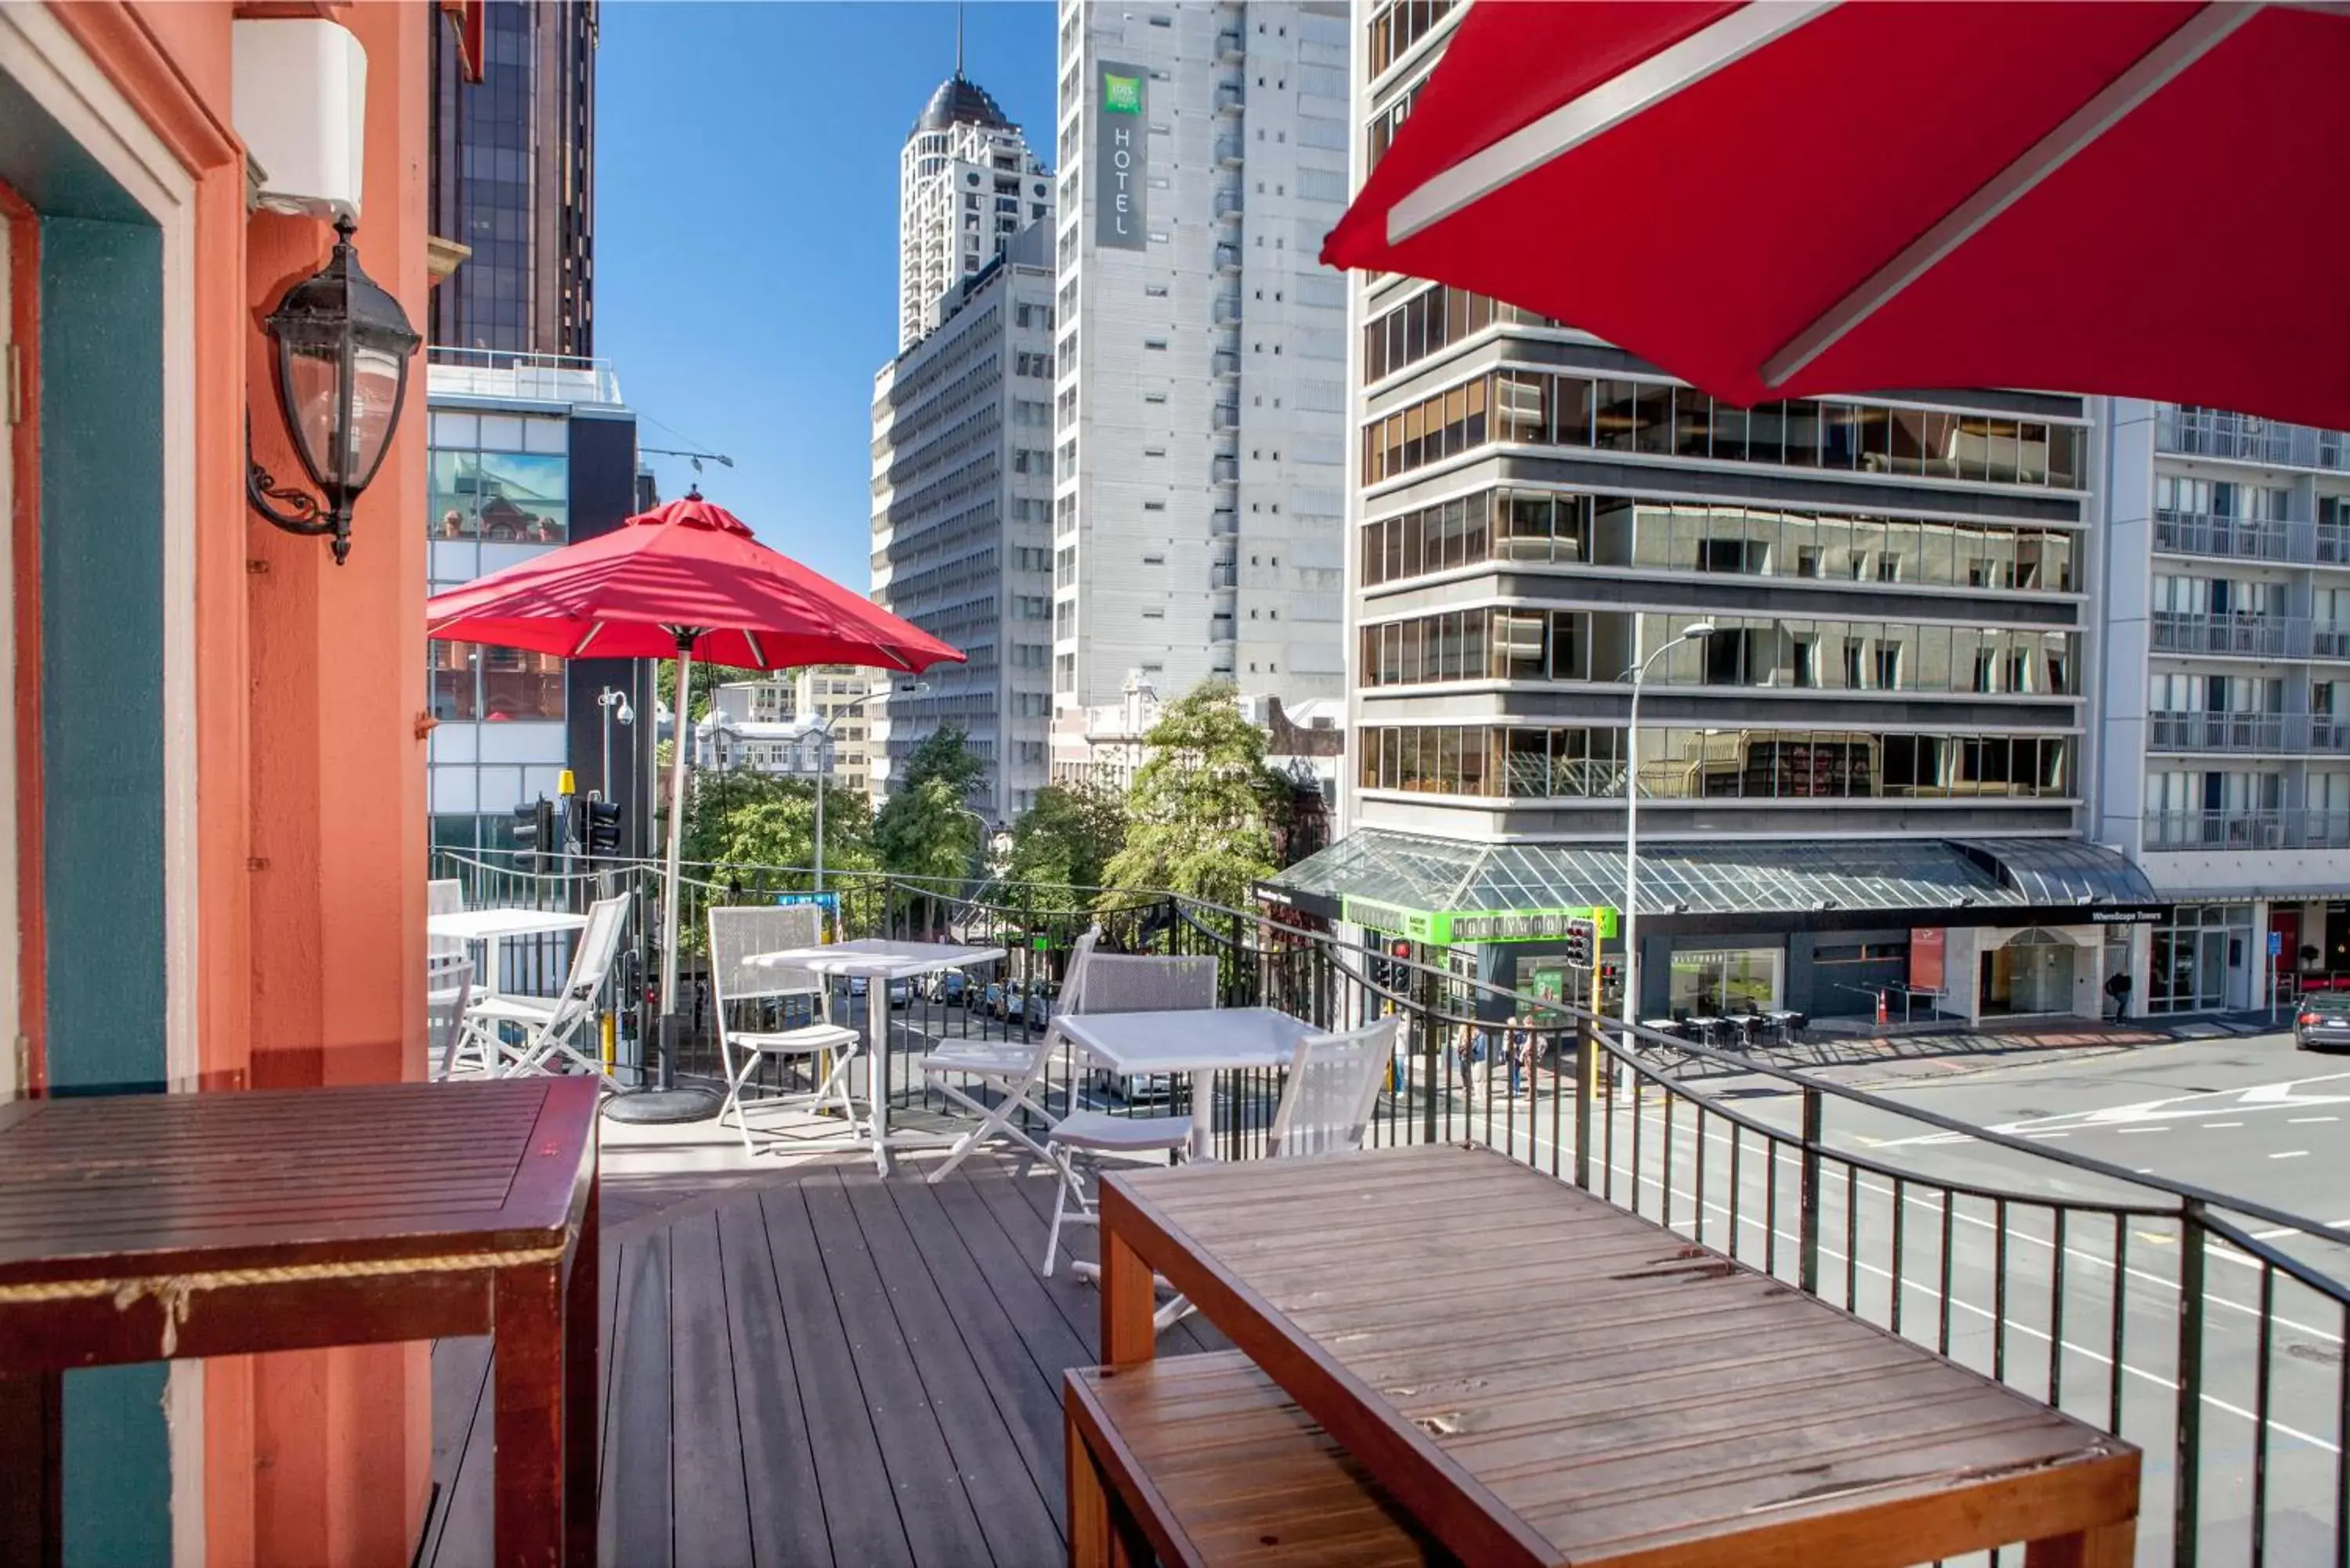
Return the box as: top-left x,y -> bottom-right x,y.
2104,968 -> 2132,1024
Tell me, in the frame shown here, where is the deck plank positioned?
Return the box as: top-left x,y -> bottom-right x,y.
757,1182 -> 916,1568
712,1191 -> 833,1568
599,1230 -> 674,1568
797,1172 -> 996,1568
667,1209 -> 754,1568
837,1168 -> 1066,1566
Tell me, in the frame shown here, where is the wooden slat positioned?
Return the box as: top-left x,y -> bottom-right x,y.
598,1230 -> 673,1568
1068,1352 -> 1453,1567
666,1209 -> 752,1568
711,1190 -> 833,1567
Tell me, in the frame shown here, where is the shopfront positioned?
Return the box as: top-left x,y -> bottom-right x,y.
2150,902 -> 2257,1013
1669,947 -> 1783,1015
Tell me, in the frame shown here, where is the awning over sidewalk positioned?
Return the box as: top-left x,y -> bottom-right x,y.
1265,832 -> 2160,941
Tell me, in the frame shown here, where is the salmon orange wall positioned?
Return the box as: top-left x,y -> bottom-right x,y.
51,2 -> 435,1562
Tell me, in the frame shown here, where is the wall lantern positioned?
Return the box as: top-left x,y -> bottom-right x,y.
246,218 -> 421,564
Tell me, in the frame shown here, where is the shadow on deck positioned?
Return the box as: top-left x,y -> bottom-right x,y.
418,1148 -> 1224,1568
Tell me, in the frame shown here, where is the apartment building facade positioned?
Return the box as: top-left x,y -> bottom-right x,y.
2095,402 -> 2350,1013
1050,0 -> 1354,717
898,70 -> 1054,352
1267,0 -> 2157,1027
870,225 -> 1060,821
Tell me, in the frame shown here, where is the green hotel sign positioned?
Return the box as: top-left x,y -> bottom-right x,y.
1341,897 -> 1618,946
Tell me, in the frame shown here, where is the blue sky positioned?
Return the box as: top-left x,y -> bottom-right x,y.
598,2 -> 1059,587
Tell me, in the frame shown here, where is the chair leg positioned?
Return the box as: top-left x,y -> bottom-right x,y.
928,1078 -> 1050,1183
1043,1143 -> 1098,1277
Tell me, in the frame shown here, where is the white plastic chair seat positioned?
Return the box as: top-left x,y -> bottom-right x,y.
735,1022 -> 859,1056
1047,1111 -> 1191,1153
920,1040 -> 1038,1075
467,993 -> 560,1027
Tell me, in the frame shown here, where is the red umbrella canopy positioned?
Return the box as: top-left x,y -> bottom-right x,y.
1326,3 -> 2350,431
424,493 -> 964,672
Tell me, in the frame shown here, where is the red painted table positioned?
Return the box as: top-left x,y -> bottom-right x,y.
0,1077 -> 599,1568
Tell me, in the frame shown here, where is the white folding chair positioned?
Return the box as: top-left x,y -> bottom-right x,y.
466,894 -> 630,1078
428,876 -> 465,960
922,925 -> 1102,1184
708,905 -> 862,1155
1265,1017 -> 1402,1158
426,956 -> 475,1080
1040,953 -> 1220,1276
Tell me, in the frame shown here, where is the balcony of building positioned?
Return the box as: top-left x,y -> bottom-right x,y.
2147,710 -> 2290,752
1211,349 -> 1240,379
2146,808 -> 2350,851
1217,26 -> 1244,60
385,860 -> 2350,1564
2157,404 -> 2350,471
2150,609 -> 2310,659
1213,242 -> 1242,273
1213,187 -> 1244,222
1215,80 -> 1245,115
2151,508 -> 2304,564
1214,134 -> 1243,167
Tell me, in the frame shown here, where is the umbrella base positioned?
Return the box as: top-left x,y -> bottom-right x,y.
602,1086 -> 721,1125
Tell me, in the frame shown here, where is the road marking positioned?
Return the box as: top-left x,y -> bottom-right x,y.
1875,1068 -> 2350,1146
2206,1121 -> 2244,1129
2117,1125 -> 2167,1134
2291,1115 -> 2339,1124
2022,1131 -> 2070,1140
2272,1151 -> 2311,1160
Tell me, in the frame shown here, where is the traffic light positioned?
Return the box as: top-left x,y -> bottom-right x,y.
1562,918 -> 1595,970
511,797 -> 556,874
584,797 -> 623,859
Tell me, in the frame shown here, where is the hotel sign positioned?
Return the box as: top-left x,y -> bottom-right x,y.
1340,896 -> 1618,946
1094,62 -> 1148,251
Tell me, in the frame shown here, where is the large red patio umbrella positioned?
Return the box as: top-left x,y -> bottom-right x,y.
1325,2 -> 2350,430
426,493 -> 964,1099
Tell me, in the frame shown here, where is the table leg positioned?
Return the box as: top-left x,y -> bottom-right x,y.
868,977 -> 892,1176
2025,1520 -> 2136,1568
494,1261 -> 568,1568
1100,1210 -> 1157,1367
1066,1399 -> 1144,1568
0,1370 -> 60,1568
562,1172 -> 599,1568
1184,1070 -> 1211,1162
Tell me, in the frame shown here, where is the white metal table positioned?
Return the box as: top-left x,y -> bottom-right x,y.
1051,1005 -> 1320,1160
427,907 -> 591,1000
743,938 -> 1007,1174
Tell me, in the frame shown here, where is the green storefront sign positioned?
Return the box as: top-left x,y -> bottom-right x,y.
1340,897 -> 1618,945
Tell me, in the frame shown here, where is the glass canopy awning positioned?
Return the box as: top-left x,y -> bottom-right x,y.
1264,831 -> 2160,938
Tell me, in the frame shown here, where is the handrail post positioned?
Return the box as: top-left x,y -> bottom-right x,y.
1415,962 -> 1439,1146
1573,1012 -> 1597,1190
2175,1198 -> 2207,1566
1798,1086 -> 1824,1296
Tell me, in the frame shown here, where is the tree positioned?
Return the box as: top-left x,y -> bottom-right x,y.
1103,678 -> 1279,909
682,769 -> 874,886
873,727 -> 984,902
1005,780 -> 1127,899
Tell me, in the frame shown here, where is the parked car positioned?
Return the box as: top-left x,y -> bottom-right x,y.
925,970 -> 968,1006
1018,982 -> 1059,1028
982,981 -> 1009,1019
2296,993 -> 2350,1050
1088,1066 -> 1176,1104
888,977 -> 910,1009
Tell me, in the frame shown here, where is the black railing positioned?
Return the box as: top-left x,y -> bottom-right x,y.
429,851 -> 2350,1566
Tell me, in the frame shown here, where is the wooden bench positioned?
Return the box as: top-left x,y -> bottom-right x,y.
1066,1350 -> 1456,1567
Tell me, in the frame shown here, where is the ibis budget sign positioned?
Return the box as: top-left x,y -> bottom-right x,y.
1094,62 -> 1147,251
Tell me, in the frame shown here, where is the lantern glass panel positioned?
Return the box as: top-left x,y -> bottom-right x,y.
282,338 -> 346,488
346,343 -> 406,489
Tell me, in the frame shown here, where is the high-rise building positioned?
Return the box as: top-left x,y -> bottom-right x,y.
428,0 -> 598,356
1266,0 -> 2157,1030
898,61 -> 1054,352
797,665 -> 880,798
870,225 -> 1061,822
1050,2 -> 1354,717
2092,402 -> 2350,1014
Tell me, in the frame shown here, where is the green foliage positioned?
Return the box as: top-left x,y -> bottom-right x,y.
683,769 -> 874,887
873,726 -> 983,891
1103,678 -> 1279,909
1005,781 -> 1128,899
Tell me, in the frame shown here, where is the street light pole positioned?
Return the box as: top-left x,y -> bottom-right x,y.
597,687 -> 634,803
1618,623 -> 1714,1076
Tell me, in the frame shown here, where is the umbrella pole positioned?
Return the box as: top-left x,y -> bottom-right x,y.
659,642 -> 694,1089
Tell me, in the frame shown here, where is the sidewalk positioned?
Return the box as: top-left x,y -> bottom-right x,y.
1673,1014 -> 2233,1092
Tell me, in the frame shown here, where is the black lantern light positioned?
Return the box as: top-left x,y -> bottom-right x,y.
247,217 -> 421,564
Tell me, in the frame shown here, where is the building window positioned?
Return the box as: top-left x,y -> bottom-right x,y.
429,415 -> 570,542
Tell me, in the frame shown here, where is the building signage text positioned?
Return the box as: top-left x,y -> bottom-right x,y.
1094,63 -> 1148,252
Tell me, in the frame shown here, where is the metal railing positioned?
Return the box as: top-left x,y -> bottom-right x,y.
2150,610 -> 2308,659
429,853 -> 2350,1565
2151,510 -> 2303,563
2157,406 -> 2350,472
2142,810 -> 2286,850
425,346 -> 624,407
2148,710 -> 2290,753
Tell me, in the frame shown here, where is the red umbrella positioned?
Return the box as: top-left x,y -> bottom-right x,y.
426,493 -> 964,1093
1325,3 -> 2350,430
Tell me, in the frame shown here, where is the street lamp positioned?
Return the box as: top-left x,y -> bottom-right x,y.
597,687 -> 634,805
1618,622 -> 1713,1070
810,680 -> 928,891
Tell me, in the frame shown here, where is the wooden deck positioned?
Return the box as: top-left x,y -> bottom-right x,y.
418,1149 -> 1226,1568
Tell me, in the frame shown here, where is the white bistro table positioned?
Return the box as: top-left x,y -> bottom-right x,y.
743,938 -> 1006,1175
427,907 -> 591,1000
1050,1005 -> 1321,1160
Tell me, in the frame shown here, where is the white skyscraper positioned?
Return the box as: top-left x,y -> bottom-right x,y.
1050,2 -> 1354,718
898,62 -> 1054,352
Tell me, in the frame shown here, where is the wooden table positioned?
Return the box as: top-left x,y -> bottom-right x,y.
1097,1143 -> 2138,1568
0,1078 -> 600,1568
